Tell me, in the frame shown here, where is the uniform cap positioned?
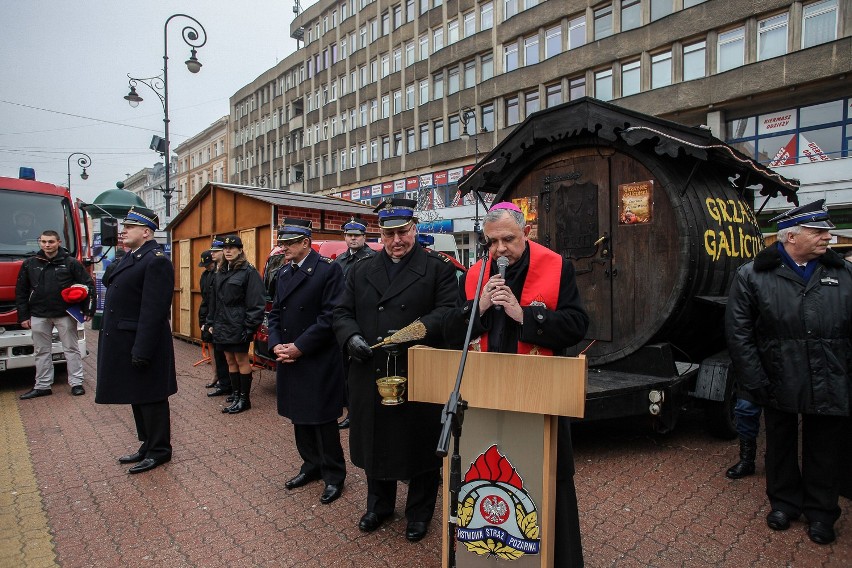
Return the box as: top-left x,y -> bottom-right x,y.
198,250 -> 214,266
123,206 -> 159,230
373,198 -> 418,229
210,237 -> 224,251
277,218 -> 312,243
770,199 -> 835,230
342,217 -> 368,235
221,234 -> 243,248
61,284 -> 89,304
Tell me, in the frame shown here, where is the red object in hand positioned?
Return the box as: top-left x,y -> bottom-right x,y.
61,284 -> 89,303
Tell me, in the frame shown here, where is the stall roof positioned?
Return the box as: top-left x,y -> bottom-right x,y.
458,97 -> 800,205
168,182 -> 373,228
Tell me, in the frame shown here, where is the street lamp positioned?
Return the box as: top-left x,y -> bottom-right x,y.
123,13 -> 207,220
67,152 -> 92,191
459,107 -> 476,140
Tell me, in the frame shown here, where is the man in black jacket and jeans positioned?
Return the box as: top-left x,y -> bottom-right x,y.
16,230 -> 95,399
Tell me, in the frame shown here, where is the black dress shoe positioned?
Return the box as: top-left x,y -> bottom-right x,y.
284,471 -> 321,490
766,510 -> 798,531
20,388 -> 52,400
71,385 -> 85,396
406,521 -> 429,542
320,484 -> 343,504
205,381 -> 218,389
358,512 -> 390,532
118,451 -> 145,464
338,417 -> 350,429
207,386 -> 232,397
128,456 -> 170,474
808,521 -> 836,544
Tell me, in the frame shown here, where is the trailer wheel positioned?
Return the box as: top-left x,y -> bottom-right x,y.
704,390 -> 737,440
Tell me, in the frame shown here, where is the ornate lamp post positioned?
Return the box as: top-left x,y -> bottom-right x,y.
66,152 -> 92,191
123,14 -> 207,220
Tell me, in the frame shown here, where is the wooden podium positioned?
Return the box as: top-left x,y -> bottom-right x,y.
408,347 -> 586,568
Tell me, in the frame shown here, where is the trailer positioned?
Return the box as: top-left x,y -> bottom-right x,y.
458,98 -> 800,437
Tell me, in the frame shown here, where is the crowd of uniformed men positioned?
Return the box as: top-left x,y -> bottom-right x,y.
16,195 -> 850,563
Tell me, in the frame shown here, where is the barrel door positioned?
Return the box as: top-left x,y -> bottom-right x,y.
507,148 -> 682,365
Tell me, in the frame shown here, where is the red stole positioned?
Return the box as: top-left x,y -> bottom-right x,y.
465,241 -> 562,355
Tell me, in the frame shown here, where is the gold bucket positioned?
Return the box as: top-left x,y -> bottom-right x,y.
376,375 -> 407,405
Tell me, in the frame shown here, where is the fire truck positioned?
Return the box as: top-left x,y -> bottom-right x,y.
0,168 -> 98,371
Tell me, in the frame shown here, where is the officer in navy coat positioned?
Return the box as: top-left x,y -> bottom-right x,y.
268,218 -> 347,505
95,206 -> 176,474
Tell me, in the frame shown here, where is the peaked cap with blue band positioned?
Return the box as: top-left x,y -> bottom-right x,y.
342,217 -> 368,235
210,237 -> 224,251
373,198 -> 418,229
770,199 -> 835,230
277,218 -> 312,242
122,206 -> 159,231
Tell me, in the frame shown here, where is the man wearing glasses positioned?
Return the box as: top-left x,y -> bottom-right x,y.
333,198 -> 458,542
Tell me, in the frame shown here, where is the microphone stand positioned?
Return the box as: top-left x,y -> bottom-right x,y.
437,190 -> 490,568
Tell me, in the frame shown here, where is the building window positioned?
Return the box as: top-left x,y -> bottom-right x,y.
622,60 -> 640,96
407,128 -> 416,152
406,0 -> 415,22
717,26 -> 744,72
545,26 -> 562,59
448,67 -> 460,94
594,5 -> 613,41
524,90 -> 539,117
448,19 -> 459,44
569,16 -> 586,49
682,41 -> 706,81
434,119 -> 445,144
393,48 -> 402,72
803,0 -> 838,48
506,96 -> 520,126
419,79 -> 429,104
758,14 -> 788,61
406,84 -> 415,109
360,143 -> 368,165
381,54 -> 390,78
382,136 -> 390,159
650,0 -> 673,22
394,132 -> 403,156
393,90 -> 402,114
420,123 -> 430,148
622,0 -> 641,31
504,41 -> 519,72
433,27 -> 444,52
651,51 -> 671,89
482,52 -> 494,80
406,42 -> 415,66
449,115 -> 461,140
464,60 -> 476,88
504,0 -> 518,20
370,99 -> 378,122
594,69 -> 613,101
482,103 -> 495,132
524,35 -> 539,66
419,34 -> 429,60
371,140 -> 378,162
394,5 -> 402,28
433,72 -> 444,100
546,83 -> 562,107
481,2 -> 494,30
464,12 -> 475,37
381,95 -> 390,119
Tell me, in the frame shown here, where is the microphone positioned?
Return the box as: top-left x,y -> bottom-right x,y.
494,256 -> 509,311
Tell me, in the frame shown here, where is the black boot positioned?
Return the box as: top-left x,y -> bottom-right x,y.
222,373 -> 240,413
228,373 -> 253,414
726,438 -> 757,479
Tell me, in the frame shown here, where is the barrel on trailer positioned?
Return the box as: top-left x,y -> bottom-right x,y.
460,98 -> 798,367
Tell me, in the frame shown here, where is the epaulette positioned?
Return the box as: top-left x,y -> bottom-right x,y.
154,250 -> 165,257
428,249 -> 451,263
320,256 -> 333,264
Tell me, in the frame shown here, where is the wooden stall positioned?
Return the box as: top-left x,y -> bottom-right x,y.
167,182 -> 375,342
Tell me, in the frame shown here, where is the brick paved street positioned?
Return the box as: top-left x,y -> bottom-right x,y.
1,330 -> 849,567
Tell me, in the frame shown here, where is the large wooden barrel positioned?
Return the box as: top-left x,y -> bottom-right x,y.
503,143 -> 764,366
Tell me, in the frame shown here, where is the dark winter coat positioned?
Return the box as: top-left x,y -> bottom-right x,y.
206,260 -> 265,344
268,250 -> 345,424
95,240 -> 176,405
15,247 -> 95,320
725,244 -> 852,416
198,268 -> 215,342
333,245 -> 376,277
333,245 -> 459,479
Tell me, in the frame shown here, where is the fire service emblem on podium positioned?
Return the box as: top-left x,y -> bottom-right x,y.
456,445 -> 540,560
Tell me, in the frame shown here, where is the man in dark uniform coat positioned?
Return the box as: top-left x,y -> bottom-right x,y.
444,202 -> 590,566
333,216 -> 376,429
333,198 -> 458,542
726,200 -> 851,545
95,206 -> 176,474
268,218 -> 347,505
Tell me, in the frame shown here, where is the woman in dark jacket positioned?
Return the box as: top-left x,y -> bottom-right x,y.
206,235 -> 265,414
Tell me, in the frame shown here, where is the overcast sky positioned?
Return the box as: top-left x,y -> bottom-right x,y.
0,1 -> 313,203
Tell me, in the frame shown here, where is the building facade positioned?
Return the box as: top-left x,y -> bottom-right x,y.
229,0 -> 851,264
174,116 -> 230,210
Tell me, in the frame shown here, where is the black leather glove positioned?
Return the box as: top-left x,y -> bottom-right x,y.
347,334 -> 373,363
131,356 -> 150,370
747,386 -> 771,405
